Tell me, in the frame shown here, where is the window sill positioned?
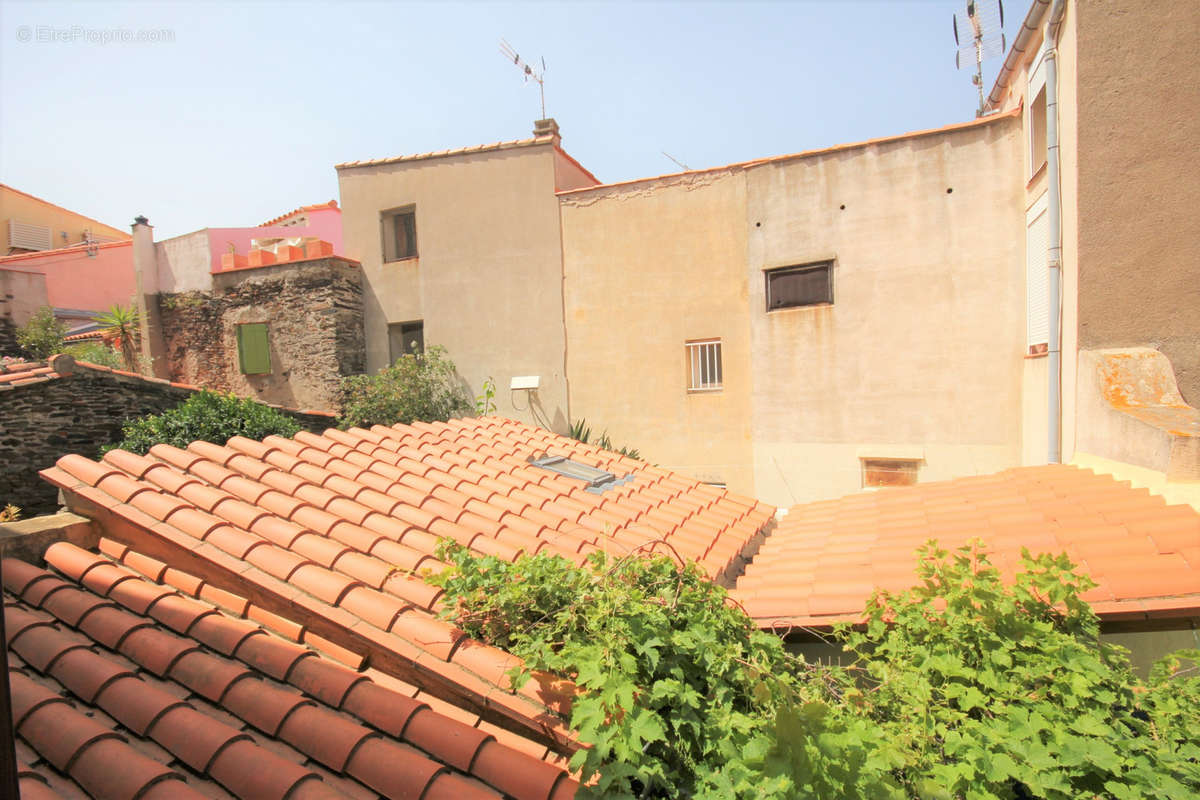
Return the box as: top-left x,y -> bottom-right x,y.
383,256 -> 419,264
687,387 -> 723,394
767,302 -> 834,314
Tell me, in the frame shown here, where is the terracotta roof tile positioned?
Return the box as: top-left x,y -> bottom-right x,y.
731,465 -> 1200,627
6,550 -> 578,799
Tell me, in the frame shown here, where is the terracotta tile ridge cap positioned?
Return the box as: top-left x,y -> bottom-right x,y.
335,135 -> 548,170
0,238 -> 132,264
257,199 -> 338,227
557,106 -> 1022,197
212,252 -> 361,275
0,183 -> 132,240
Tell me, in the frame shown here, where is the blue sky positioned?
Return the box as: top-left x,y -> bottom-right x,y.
1,1 -> 1018,239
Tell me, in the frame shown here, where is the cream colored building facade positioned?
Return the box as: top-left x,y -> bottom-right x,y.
561,114 -> 1026,505
336,125 -> 597,432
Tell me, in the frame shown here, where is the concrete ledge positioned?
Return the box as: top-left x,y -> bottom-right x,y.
1077,348 -> 1200,481
0,511 -> 98,564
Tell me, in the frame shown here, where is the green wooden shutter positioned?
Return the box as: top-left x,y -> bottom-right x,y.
237,323 -> 271,374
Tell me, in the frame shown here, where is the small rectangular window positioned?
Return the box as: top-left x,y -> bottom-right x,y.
236,323 -> 271,375
388,320 -> 424,362
765,262 -> 833,311
862,458 -> 920,488
686,339 -> 722,392
382,207 -> 417,262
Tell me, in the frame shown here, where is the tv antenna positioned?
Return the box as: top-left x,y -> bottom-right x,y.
953,0 -> 1006,116
499,38 -> 546,119
661,151 -> 691,171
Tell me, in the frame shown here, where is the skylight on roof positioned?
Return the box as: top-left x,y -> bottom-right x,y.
531,455 -> 632,492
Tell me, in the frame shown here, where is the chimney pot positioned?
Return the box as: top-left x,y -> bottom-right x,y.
533,118 -> 560,141
133,215 -> 149,226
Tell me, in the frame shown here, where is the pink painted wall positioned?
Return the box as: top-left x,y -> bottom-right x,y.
0,241 -> 135,312
206,207 -> 342,273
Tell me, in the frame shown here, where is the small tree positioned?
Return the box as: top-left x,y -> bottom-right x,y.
338,345 -> 473,428
107,390 -> 301,454
15,306 -> 67,359
93,303 -> 140,372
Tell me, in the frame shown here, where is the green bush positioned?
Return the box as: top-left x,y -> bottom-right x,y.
569,418 -> 642,461
64,341 -> 123,369
15,306 -> 67,359
427,541 -> 1200,799
107,390 -> 301,455
338,345 -> 473,429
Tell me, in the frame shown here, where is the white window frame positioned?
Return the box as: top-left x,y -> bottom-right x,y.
686,339 -> 723,392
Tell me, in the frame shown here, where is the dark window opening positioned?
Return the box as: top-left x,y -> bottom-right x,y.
766,262 -> 833,311
1030,85 -> 1047,175
382,208 -> 417,261
388,320 -> 424,362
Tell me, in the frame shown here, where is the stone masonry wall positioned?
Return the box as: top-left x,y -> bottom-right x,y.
158,258 -> 365,412
0,358 -> 335,516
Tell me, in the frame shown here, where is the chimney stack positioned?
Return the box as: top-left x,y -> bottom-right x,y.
533,118 -> 560,145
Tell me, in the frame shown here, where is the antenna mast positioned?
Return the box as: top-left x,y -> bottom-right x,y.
499,39 -> 546,119
953,0 -> 1006,115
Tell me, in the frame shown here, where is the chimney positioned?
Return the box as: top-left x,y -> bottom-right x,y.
130,216 -> 167,377
533,118 -> 560,145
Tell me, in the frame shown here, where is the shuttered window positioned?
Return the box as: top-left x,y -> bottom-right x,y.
1026,193 -> 1049,349
236,323 -> 271,374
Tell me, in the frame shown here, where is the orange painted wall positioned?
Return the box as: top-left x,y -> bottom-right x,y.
0,241 -> 136,312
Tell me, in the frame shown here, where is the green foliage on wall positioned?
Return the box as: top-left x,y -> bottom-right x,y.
14,306 -> 67,359
428,541 -> 1200,799
338,345 -> 473,429
63,341 -> 123,369
106,390 -> 301,455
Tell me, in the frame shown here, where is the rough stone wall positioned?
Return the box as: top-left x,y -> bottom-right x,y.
158,258 -> 365,411
0,363 -> 335,516
0,318 -> 17,357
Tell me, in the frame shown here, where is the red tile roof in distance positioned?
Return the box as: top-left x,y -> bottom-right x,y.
4,543 -> 579,800
731,464 -> 1200,631
38,416 -> 772,746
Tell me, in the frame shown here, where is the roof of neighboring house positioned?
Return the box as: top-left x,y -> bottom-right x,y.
556,107 -> 1022,198
335,134 -> 558,170
0,355 -> 337,419
37,416 -> 773,746
0,184 -> 131,240
0,239 -> 131,265
258,200 -> 339,228
731,464 -> 1200,631
4,543 -> 579,800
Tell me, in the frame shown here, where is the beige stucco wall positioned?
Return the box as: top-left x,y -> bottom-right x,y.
746,116 -> 1026,506
560,170 -> 754,491
0,186 -> 129,250
0,267 -> 49,327
337,143 -> 571,432
1073,0 -> 1200,406
155,229 -> 213,293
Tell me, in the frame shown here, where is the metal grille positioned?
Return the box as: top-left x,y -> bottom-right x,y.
686,339 -> 722,391
8,220 -> 52,251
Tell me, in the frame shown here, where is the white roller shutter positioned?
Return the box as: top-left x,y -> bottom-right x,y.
1026,192 -> 1049,348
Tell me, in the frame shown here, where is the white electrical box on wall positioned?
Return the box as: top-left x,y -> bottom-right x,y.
510,375 -> 540,390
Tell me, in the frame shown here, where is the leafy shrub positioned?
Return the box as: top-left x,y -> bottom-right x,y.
428,541 -> 1200,799
64,341 -> 123,368
569,418 -> 642,461
15,306 -> 67,359
338,345 -> 473,429
107,390 -> 301,454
